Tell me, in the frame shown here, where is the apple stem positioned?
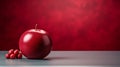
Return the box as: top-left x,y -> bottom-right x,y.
35,24 -> 38,30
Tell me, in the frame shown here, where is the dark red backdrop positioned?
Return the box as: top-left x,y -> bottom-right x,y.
0,0 -> 120,50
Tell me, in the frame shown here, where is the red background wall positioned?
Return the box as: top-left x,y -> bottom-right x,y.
0,0 -> 120,50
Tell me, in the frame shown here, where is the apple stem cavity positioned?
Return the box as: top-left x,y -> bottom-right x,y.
35,24 -> 38,30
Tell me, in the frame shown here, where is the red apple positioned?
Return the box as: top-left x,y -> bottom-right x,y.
19,25 -> 52,59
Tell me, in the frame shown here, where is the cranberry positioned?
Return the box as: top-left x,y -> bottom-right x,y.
14,49 -> 19,56
5,53 -> 10,59
17,53 -> 22,59
5,49 -> 23,59
10,54 -> 16,59
8,49 -> 14,54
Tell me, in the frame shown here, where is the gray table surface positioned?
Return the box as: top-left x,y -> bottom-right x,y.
0,51 -> 120,67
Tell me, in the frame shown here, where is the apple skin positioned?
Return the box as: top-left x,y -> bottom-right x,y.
19,29 -> 52,59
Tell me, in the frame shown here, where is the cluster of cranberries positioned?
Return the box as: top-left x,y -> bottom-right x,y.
5,49 -> 22,59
